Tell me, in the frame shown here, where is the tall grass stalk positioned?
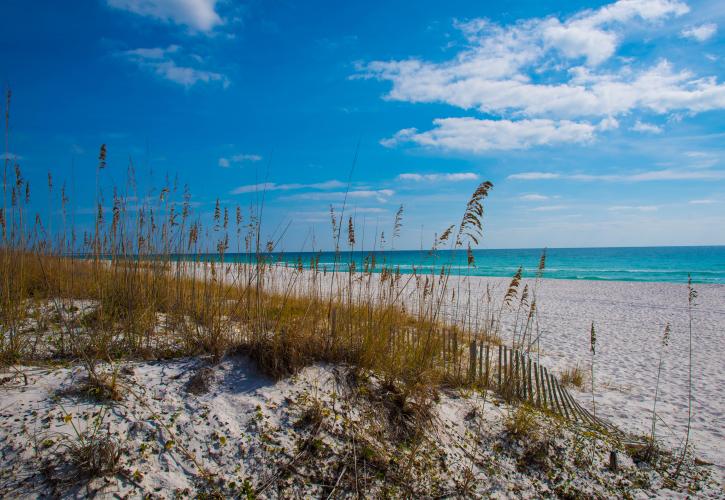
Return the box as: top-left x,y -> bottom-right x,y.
649,322 -> 671,449
675,275 -> 697,478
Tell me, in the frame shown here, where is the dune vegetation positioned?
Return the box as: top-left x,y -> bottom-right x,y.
0,95 -> 716,498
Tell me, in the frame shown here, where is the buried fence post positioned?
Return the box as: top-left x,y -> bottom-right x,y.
609,451 -> 618,471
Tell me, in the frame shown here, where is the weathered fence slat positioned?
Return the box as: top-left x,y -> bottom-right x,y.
553,376 -> 571,421
468,340 -> 477,381
527,357 -> 534,404
497,344 -> 502,390
484,344 -> 490,388
533,359 -> 541,406
478,341 -> 483,384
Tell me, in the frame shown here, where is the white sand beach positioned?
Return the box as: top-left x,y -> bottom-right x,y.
474,277 -> 725,472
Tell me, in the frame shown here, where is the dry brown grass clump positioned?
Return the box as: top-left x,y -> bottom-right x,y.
66,433 -> 122,479
185,366 -> 215,395
504,404 -> 540,441
560,364 -> 586,389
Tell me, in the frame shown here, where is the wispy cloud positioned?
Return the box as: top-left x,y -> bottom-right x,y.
680,23 -> 717,42
382,118 -> 595,153
631,120 -> 663,134
530,204 -> 568,212
684,151 -> 719,168
689,199 -> 717,204
608,205 -> 659,212
231,180 -> 345,195
508,172 -> 561,180
509,168 -> 725,182
106,0 -> 222,32
396,172 -> 479,181
118,45 -> 229,87
283,189 -> 395,203
519,194 -> 550,201
294,206 -> 388,222
219,154 -> 262,167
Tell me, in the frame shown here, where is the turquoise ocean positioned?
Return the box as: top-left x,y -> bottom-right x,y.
215,246 -> 725,284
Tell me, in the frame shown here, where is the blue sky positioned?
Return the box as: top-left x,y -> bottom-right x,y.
2,0 -> 725,250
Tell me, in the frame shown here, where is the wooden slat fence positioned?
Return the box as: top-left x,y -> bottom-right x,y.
442,335 -> 623,435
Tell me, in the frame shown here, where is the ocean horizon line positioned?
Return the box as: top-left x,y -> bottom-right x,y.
159,246 -> 725,285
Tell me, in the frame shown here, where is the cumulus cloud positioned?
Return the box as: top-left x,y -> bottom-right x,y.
680,23 -> 717,42
219,154 -> 262,167
382,118 -> 595,153
358,1 -> 725,152
231,180 -> 345,195
396,172 -> 479,181
107,0 -> 222,32
118,45 -> 229,87
631,120 -> 663,133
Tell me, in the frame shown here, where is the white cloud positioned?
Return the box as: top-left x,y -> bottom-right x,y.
396,172 -> 479,181
352,207 -> 388,213
598,116 -> 620,130
231,180 -> 345,195
519,194 -> 550,201
107,0 -> 222,32
508,172 -> 562,180
680,23 -> 718,42
219,154 -> 262,167
153,61 -> 228,87
608,205 -> 659,211
118,45 -> 228,87
363,52 -> 725,122
358,1 -> 725,152
689,199 -> 716,204
383,118 -> 595,153
684,151 -> 719,168
530,204 -> 568,212
231,154 -> 262,162
630,120 -> 663,133
508,168 -> 725,182
284,189 -> 395,203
